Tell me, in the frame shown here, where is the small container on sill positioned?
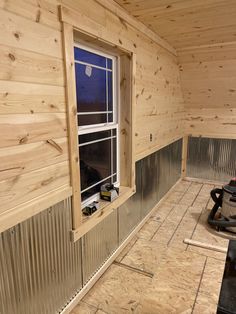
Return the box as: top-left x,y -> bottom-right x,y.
100,183 -> 119,202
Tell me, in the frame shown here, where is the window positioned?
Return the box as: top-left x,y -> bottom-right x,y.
74,44 -> 119,206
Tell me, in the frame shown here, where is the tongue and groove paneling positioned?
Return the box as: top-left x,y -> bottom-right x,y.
179,42 -> 236,138
0,0 -> 184,228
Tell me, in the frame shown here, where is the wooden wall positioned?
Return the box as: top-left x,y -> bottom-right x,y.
0,0 -> 185,227
179,42 -> 236,138
0,1 -> 71,224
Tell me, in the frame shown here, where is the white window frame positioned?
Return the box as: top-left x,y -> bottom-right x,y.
74,42 -> 120,209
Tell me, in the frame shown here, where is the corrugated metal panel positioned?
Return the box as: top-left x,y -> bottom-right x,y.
82,209 -> 118,284
158,139 -> 182,200
118,161 -> 142,242
0,199 -> 82,314
0,138 -> 183,314
187,137 -> 236,182
141,151 -> 159,217
118,139 -> 182,241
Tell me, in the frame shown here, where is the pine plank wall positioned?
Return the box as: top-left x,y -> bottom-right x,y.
179,43 -> 236,138
1,0 -> 235,230
0,0 -> 185,227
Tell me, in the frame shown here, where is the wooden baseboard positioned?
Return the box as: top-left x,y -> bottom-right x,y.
61,178 -> 181,314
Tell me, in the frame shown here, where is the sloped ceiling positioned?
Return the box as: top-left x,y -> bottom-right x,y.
114,0 -> 236,49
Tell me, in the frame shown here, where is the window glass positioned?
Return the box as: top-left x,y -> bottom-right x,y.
81,177 -> 112,201
79,130 -> 112,145
75,61 -> 114,126
107,59 -> 112,70
75,63 -> 107,113
79,130 -> 117,200
74,44 -> 118,204
78,114 -> 107,126
74,47 -> 107,68
107,71 -> 113,113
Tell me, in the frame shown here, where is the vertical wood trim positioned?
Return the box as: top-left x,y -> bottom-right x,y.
62,22 -> 82,228
131,52 -> 136,190
119,53 -> 136,190
181,135 -> 188,178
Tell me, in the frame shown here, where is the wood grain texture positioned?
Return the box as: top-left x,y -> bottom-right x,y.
71,180 -> 226,314
114,0 -> 236,49
0,160 -> 70,213
179,42 -> 236,137
0,137 -> 68,181
0,0 -> 185,226
0,8 -> 62,58
0,185 -> 72,233
0,0 -> 61,30
61,22 -> 82,228
60,0 -> 185,160
0,113 -> 67,148
0,44 -> 64,85
0,81 -> 66,114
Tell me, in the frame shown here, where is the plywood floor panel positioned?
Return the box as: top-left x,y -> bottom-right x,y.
71,180 -> 227,314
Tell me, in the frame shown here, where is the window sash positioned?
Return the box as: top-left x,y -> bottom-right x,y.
74,43 -> 119,208
74,42 -> 117,129
79,125 -> 119,203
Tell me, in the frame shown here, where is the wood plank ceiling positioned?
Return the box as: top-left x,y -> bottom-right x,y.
114,0 -> 236,50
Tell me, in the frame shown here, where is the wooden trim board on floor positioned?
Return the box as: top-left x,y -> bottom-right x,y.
185,176 -> 225,186
184,239 -> 227,254
61,178 -> 182,314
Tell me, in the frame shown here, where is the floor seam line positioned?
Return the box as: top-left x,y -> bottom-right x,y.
178,181 -> 194,203
191,257 -> 208,314
118,237 -> 138,262
150,204 -> 176,240
149,205 -> 175,241
167,206 -> 189,247
190,183 -> 204,207
185,183 -> 206,251
186,191 -> 209,252
113,261 -> 154,278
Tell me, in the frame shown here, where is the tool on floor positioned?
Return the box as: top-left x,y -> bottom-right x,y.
208,178 -> 236,233
183,238 -> 227,253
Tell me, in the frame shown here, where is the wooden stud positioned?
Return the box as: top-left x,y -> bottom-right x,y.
181,135 -> 188,178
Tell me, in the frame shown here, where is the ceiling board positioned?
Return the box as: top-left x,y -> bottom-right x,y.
114,0 -> 236,49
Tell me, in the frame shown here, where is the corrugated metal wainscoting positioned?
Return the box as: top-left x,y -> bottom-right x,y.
187,136 -> 236,182
0,199 -> 83,314
0,139 -> 182,314
119,138 -> 182,242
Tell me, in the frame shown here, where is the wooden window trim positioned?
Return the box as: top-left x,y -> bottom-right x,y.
60,5 -> 136,241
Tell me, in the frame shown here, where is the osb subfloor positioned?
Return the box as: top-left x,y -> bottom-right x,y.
71,179 -> 229,314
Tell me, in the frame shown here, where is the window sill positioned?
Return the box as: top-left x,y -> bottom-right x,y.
71,186 -> 135,242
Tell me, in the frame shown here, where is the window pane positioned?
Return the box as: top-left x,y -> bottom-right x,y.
81,177 -> 112,202
79,130 -> 112,145
108,113 -> 113,123
112,137 -> 117,175
74,47 -> 107,68
80,139 -> 112,191
108,71 -> 113,112
78,114 -> 107,126
75,63 -> 107,113
112,175 -> 117,184
107,59 -> 112,70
